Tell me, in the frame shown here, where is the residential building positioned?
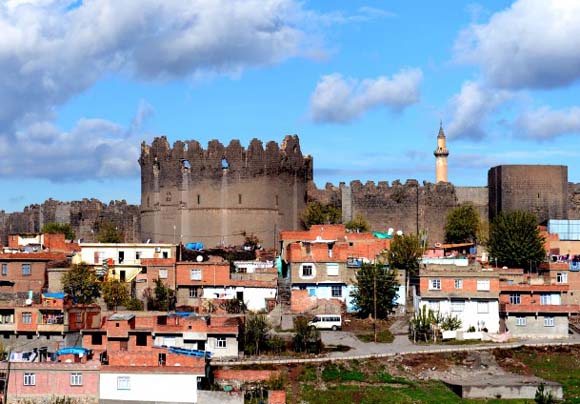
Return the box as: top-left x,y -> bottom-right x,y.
0,252 -> 66,296
499,268 -> 578,339
1,361 -> 101,404
82,312 -> 240,359
7,232 -> 78,253
175,258 -> 277,312
99,366 -> 206,404
280,225 -> 393,311
73,243 -> 175,283
416,261 -> 500,333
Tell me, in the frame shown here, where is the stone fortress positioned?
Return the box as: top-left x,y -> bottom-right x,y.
0,125 -> 578,248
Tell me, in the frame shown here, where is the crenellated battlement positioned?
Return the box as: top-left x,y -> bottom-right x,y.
140,135 -> 313,187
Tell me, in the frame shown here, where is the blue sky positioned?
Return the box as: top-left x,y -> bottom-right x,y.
1,0 -> 580,211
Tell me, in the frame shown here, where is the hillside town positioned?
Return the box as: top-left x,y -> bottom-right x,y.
0,128 -> 576,404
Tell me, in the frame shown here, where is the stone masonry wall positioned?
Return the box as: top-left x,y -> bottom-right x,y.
0,199 -> 140,245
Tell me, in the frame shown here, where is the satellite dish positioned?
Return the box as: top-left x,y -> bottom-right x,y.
146,239 -> 151,244
387,228 -> 394,235
196,255 -> 203,262
25,299 -> 32,306
396,230 -> 403,236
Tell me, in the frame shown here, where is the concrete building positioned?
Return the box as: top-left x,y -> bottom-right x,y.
2,361 -> 101,404
73,242 -> 175,283
99,366 -> 205,404
499,268 -> 576,339
0,252 -> 66,296
281,225 -> 398,312
175,258 -> 277,312
416,261 -> 500,333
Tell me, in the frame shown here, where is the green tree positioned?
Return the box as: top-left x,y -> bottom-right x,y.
292,316 -> 322,354
301,201 -> 341,229
42,222 -> 76,240
487,211 -> 546,269
96,221 -> 123,243
444,203 -> 480,244
61,263 -> 101,304
244,312 -> 270,355
101,279 -> 130,310
535,384 -> 555,404
387,234 -> 422,301
345,213 -> 370,233
146,278 -> 174,311
350,263 -> 399,319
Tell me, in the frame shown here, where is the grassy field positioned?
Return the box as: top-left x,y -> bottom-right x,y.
284,346 -> 580,403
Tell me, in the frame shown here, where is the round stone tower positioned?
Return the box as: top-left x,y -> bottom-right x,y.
139,135 -> 313,249
434,124 -> 449,183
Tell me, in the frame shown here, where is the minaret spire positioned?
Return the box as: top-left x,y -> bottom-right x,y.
434,123 -> 449,183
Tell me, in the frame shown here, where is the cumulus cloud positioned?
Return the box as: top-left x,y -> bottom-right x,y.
455,0 -> 580,89
309,68 -> 422,123
446,81 -> 511,140
515,106 -> 580,140
0,0 -> 322,180
1,103 -> 149,181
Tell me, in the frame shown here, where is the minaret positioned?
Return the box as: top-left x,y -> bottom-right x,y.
433,123 -> 449,183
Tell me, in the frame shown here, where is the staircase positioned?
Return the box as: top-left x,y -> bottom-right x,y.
277,277 -> 291,309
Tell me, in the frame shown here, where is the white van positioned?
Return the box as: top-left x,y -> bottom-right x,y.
308,314 -> 342,331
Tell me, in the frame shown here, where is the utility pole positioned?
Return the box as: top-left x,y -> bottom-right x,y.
373,270 -> 377,343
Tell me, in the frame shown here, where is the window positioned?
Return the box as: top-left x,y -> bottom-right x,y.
117,376 -> 130,390
136,251 -> 141,260
162,251 -> 168,259
301,264 -> 314,278
477,279 -> 490,291
509,294 -> 521,304
70,372 -> 83,386
136,333 -> 147,347
454,279 -> 463,289
515,316 -> 527,326
118,251 -> 125,264
197,194 -> 201,205
91,333 -> 103,345
557,272 -> 568,284
326,263 -> 339,276
189,288 -> 199,298
544,316 -> 555,327
190,269 -> 202,280
451,300 -> 465,312
331,285 -> 342,298
23,373 -> 35,386
216,337 -> 227,348
22,312 -> 32,324
540,294 -> 561,305
429,279 -> 441,290
22,263 -> 31,276
159,269 -> 168,279
238,194 -> 242,205
158,353 -> 166,366
1,264 -> 6,276
477,301 -> 489,314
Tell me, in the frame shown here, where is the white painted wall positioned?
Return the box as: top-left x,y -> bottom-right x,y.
76,243 -> 174,265
418,298 -> 500,333
100,372 -> 201,403
201,286 -> 276,311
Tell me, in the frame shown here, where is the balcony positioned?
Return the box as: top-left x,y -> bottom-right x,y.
37,313 -> 68,332
500,303 -> 580,314
0,322 -> 15,331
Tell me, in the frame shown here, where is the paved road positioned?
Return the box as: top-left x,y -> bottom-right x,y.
213,317 -> 580,365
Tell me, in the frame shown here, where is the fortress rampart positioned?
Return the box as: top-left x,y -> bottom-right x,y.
139,135 -> 312,247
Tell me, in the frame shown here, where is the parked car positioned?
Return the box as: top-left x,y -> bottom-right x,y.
308,314 -> 342,331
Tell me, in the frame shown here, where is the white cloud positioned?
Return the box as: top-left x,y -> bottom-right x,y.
446,81 -> 511,140
455,0 -> 580,89
2,106 -> 147,181
309,69 -> 422,123
0,0 -> 323,180
515,106 -> 580,140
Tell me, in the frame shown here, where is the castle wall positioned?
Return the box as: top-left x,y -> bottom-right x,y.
456,186 -> 489,222
0,199 -> 140,244
140,136 -> 312,248
488,165 -> 568,223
